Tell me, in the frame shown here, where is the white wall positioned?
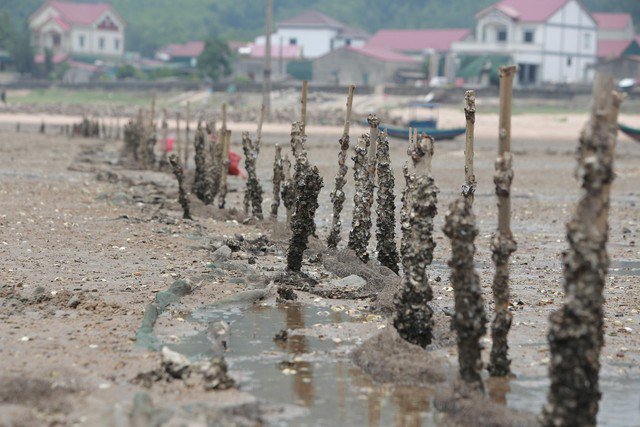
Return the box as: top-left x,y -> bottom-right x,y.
257,27 -> 338,58
542,0 -> 596,83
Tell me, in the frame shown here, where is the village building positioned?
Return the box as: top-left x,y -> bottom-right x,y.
312,45 -> 420,85
233,43 -> 303,83
593,13 -> 640,79
156,41 -> 205,68
29,1 -> 125,60
451,0 -> 598,86
255,10 -> 369,59
367,29 -> 471,82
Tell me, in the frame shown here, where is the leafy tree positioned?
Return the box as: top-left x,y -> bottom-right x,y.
197,37 -> 232,82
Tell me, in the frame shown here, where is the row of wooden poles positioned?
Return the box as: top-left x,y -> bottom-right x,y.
119,71 -> 620,426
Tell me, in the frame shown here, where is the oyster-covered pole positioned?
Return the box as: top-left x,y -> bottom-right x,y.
286,122 -> 323,271
192,121 -> 214,204
463,90 -> 477,202
443,197 -> 487,391
241,132 -> 264,219
393,134 -> 438,348
281,155 -> 294,225
375,130 -> 399,273
347,134 -> 372,262
541,75 -> 623,427
218,129 -> 231,209
168,154 -> 192,220
271,144 -> 283,219
488,65 -> 518,377
184,101 -> 191,168
327,84 -> 355,249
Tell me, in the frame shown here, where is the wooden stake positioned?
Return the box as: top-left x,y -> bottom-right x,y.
222,103 -> 227,131
300,80 -> 308,135
184,101 -> 191,168
175,112 -> 181,160
463,90 -> 476,202
343,84 -> 355,136
257,103 -> 265,144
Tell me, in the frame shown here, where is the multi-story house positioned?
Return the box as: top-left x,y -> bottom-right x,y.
452,0 -> 598,86
255,10 -> 369,59
29,1 -> 125,60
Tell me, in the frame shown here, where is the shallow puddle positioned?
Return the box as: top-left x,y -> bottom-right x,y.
610,260 -> 640,276
162,301 -> 639,426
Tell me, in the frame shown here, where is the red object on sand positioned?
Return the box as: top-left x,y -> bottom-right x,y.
165,137 -> 174,152
228,151 -> 245,177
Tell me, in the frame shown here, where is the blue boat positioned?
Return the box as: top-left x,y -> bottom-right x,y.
378,101 -> 465,141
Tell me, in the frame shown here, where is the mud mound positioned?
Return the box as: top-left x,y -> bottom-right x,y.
351,327 -> 452,386
323,249 -> 399,296
433,386 -> 538,427
0,376 -> 77,414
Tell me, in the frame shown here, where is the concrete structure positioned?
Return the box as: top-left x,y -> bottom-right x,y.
234,43 -> 303,82
312,45 -> 420,85
255,10 -> 369,59
29,1 -> 125,59
368,29 -> 471,81
452,0 -> 598,86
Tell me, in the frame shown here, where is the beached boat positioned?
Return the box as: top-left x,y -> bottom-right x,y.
377,101 -> 465,141
619,123 -> 640,142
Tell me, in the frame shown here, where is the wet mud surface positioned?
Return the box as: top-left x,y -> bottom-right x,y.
1,127 -> 640,425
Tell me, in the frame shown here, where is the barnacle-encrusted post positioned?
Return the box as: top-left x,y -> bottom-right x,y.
271,144 -> 283,219
375,130 -> 399,273
192,120 -> 213,204
218,129 -> 231,209
393,134 -> 438,348
210,124 -> 223,201
488,65 -> 518,377
462,90 -> 477,202
281,155 -> 294,225
327,84 -> 355,249
347,134 -> 372,262
184,101 -> 191,168
168,154 -> 192,220
444,197 -> 487,391
241,132 -> 264,219
286,122 -> 323,271
541,75 -> 623,427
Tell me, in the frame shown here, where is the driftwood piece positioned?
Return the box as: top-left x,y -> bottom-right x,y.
540,75 -> 623,427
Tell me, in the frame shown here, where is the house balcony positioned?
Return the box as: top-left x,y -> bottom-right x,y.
451,40 -> 543,56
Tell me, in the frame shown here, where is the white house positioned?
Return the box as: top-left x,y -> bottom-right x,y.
29,1 -> 125,59
255,10 -> 369,59
593,13 -> 635,42
451,0 -> 598,85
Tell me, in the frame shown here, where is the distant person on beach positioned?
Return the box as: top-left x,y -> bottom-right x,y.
1,90 -> 6,105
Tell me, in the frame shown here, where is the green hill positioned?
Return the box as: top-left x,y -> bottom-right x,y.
4,0 -> 640,56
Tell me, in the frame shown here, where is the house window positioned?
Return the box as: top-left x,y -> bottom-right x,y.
583,33 -> 591,49
52,33 -> 61,47
567,56 -> 572,66
345,38 -> 351,46
114,38 -> 120,50
99,37 -> 105,50
497,29 -> 507,42
289,38 -> 297,46
79,35 -> 85,48
524,30 -> 534,43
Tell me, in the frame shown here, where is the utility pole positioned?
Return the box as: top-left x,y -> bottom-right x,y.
262,0 -> 272,119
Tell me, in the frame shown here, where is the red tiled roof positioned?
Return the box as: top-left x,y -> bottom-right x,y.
159,41 -> 205,58
344,45 -> 419,63
477,0 -> 570,23
597,39 -> 633,58
367,29 -> 471,53
243,43 -> 302,60
593,13 -> 632,30
53,16 -> 71,31
278,10 -> 345,29
49,1 -> 111,26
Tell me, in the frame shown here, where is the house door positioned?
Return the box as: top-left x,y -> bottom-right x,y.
518,64 -> 538,85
